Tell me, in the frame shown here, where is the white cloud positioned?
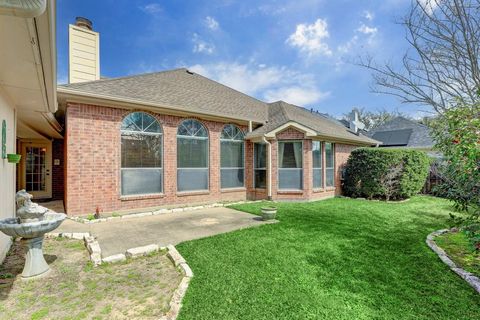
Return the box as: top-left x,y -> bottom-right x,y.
357,24 -> 378,35
258,4 -> 287,16
192,33 -> 215,55
418,0 -> 439,15
205,16 -> 219,30
139,3 -> 162,14
286,19 -> 332,56
189,62 -> 329,106
264,86 -> 330,106
363,10 -> 374,21
337,35 -> 359,54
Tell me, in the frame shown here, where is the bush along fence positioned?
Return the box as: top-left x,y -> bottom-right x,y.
343,148 -> 430,201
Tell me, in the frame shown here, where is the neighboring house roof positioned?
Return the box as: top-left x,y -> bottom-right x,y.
247,101 -> 379,145
367,117 -> 434,148
58,68 -> 269,123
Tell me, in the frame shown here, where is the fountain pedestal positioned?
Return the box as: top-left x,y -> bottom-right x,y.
0,190 -> 66,279
21,236 -> 50,278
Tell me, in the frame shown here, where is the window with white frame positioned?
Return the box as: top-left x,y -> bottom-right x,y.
220,124 -> 245,189
278,141 -> 303,190
325,142 -> 335,187
177,119 -> 209,192
121,112 -> 163,195
312,141 -> 323,188
254,143 -> 266,188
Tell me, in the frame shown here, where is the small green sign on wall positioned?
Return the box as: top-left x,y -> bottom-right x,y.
1,119 -> 6,159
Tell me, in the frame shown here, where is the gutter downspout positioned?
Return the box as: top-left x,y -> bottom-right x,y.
261,136 -> 272,200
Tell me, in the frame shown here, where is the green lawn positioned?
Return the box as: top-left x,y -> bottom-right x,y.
435,231 -> 480,276
176,196 -> 480,320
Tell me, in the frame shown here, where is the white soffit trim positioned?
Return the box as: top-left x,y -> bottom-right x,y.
0,0 -> 46,18
264,121 -> 317,138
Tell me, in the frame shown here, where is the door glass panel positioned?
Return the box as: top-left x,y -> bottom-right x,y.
26,147 -> 46,192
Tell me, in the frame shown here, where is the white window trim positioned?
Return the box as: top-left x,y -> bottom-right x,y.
254,142 -> 267,189
120,112 -> 164,197
176,119 -> 210,192
278,140 -> 304,191
325,142 -> 335,188
220,125 -> 245,190
312,140 -> 323,189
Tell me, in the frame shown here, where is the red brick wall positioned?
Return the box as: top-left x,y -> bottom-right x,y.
65,103 -> 248,215
52,139 -> 64,201
246,127 -> 358,202
65,104 -> 360,215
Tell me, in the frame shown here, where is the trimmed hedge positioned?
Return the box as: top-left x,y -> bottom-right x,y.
343,148 -> 430,200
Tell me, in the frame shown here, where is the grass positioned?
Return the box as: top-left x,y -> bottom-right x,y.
176,196 -> 480,319
0,238 -> 182,320
435,231 -> 480,276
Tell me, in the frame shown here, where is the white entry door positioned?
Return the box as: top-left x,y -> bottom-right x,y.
21,141 -> 52,199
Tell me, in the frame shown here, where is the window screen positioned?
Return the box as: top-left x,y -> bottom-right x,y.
312,141 -> 323,188
177,119 -> 209,192
220,124 -> 245,189
325,142 -> 335,187
254,143 -> 267,188
121,112 -> 163,195
278,141 -> 303,190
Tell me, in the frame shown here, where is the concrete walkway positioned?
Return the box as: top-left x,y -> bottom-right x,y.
56,207 -> 272,257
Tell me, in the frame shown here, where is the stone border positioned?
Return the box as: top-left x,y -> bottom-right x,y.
69,200 -> 264,224
45,233 -> 193,319
426,229 -> 480,293
102,243 -> 193,320
45,232 -> 102,266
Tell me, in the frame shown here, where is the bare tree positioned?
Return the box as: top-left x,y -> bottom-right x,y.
380,164 -> 404,201
358,0 -> 480,114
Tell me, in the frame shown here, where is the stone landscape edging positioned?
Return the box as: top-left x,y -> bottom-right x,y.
426,228 -> 480,293
69,200 -> 264,224
102,243 -> 193,320
45,232 -> 193,319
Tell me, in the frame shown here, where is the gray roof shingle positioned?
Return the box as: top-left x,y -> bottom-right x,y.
367,117 -> 434,148
58,68 -> 269,123
59,69 -> 379,145
247,101 -> 379,145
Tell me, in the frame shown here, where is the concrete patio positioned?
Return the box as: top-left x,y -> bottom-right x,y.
55,207 -> 273,257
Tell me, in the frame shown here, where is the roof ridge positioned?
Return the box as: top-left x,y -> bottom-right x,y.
190,71 -> 269,107
59,68 -> 188,88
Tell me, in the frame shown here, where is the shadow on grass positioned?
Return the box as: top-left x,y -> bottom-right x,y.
0,241 -> 57,301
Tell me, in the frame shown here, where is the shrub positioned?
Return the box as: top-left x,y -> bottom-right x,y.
343,148 -> 430,200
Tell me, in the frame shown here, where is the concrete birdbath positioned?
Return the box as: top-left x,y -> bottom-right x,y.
0,190 -> 66,279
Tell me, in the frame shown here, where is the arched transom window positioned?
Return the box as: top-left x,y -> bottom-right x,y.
177,119 -> 209,192
121,112 -> 163,195
220,124 -> 245,188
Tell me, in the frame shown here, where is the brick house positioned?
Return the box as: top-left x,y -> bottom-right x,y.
10,16 -> 379,218
56,72 -> 377,215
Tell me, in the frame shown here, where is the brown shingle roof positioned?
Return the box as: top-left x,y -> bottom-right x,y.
58,68 -> 269,123
247,101 -> 379,145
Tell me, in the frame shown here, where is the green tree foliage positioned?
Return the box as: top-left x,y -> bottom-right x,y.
343,148 -> 430,200
431,102 -> 480,220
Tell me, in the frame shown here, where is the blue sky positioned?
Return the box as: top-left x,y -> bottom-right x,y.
57,0 -> 429,118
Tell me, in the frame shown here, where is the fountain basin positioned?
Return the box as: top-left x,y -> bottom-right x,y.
0,213 -> 66,238
0,213 -> 66,278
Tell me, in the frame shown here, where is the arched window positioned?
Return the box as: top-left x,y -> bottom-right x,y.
177,119 -> 209,192
121,112 -> 163,195
220,124 -> 245,188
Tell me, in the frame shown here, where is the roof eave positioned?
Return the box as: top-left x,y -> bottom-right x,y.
57,87 -> 266,124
